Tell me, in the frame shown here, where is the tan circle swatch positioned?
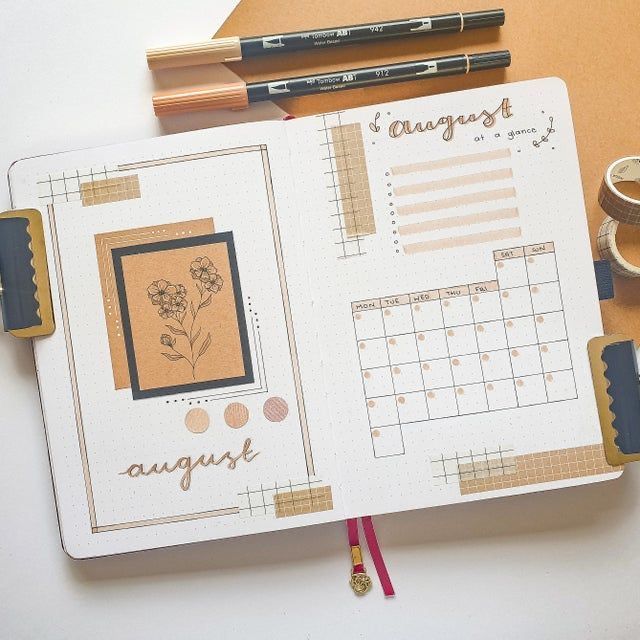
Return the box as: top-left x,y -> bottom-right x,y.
184,408 -> 210,434
224,402 -> 249,429
263,397 -> 289,422
372,429 -> 381,438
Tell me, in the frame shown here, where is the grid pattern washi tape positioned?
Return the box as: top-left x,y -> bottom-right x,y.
273,485 -> 333,518
459,444 -> 620,494
354,242 -> 577,458
430,446 -> 516,485
80,174 -> 141,206
330,122 -> 376,238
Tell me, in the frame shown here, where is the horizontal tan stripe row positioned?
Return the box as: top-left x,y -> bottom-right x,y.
403,226 -> 522,254
391,148 -> 511,175
398,207 -> 519,236
398,187 -> 517,216
394,168 -> 513,197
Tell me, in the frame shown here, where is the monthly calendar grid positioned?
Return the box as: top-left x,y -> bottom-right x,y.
352,242 -> 577,457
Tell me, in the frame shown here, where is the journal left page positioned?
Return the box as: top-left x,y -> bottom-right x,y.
9,121 -> 342,557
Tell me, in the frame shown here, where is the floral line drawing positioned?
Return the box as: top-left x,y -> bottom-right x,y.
532,116 -> 555,148
147,257 -> 223,379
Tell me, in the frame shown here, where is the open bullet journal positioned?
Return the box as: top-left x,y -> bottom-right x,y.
6,78 -> 623,558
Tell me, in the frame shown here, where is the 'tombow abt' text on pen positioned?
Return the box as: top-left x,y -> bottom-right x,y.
152,51 -> 512,116
146,9 -> 505,70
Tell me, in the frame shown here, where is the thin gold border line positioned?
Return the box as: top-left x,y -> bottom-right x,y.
93,506 -> 240,532
118,146 -> 265,171
48,204 -> 98,529
260,146 -> 316,476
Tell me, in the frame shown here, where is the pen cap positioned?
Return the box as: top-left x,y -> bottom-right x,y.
468,50 -> 511,72
463,8 -> 505,29
146,37 -> 242,70
152,81 -> 249,116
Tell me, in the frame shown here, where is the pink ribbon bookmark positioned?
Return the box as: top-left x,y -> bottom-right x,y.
346,517 -> 395,597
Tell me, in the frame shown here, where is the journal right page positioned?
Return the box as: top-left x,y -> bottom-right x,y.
287,77 -> 621,518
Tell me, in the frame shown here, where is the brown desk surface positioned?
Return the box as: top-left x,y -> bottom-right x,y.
217,0 -> 640,340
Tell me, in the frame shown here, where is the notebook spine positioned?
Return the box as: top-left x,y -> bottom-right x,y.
0,209 -> 55,338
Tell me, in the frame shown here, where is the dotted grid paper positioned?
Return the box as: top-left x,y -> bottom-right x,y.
351,242 -> 576,458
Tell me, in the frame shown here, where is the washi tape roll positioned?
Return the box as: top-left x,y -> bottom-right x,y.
597,157 -> 640,278
596,216 -> 640,278
598,157 -> 640,225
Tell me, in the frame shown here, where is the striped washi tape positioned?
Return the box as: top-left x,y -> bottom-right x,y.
597,157 -> 640,278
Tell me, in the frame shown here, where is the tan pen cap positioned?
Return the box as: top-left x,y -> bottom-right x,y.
152,81 -> 249,116
146,37 -> 242,70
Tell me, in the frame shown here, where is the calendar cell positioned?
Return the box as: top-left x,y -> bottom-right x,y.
396,391 -> 429,423
358,337 -> 389,369
387,333 -> 419,365
354,308 -> 384,340
371,425 -> 404,457
421,358 -> 454,389
367,395 -> 398,428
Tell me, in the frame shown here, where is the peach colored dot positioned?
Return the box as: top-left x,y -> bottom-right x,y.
397,396 -> 405,404
224,402 -> 249,429
546,374 -> 554,382
511,349 -> 519,357
476,324 -> 484,332
516,379 -> 524,387
263,397 -> 289,422
359,342 -> 366,349
486,383 -> 495,391
355,313 -> 362,320
388,338 -> 396,346
418,333 -> 425,341
447,329 -> 455,337
372,429 -> 381,438
422,363 -> 430,371
537,316 -> 545,323
482,354 -> 490,361
414,304 -> 421,311
506,321 -> 514,328
531,286 -> 539,294
528,257 -> 535,263
443,300 -> 450,307
452,358 -> 460,366
502,291 -> 509,298
541,345 -> 549,352
427,391 -> 436,399
364,371 -> 371,379
497,261 -> 504,269
457,387 -> 465,395
472,295 -> 479,303
384,309 -> 391,316
184,408 -> 210,434
393,367 -> 401,374
367,400 -> 376,408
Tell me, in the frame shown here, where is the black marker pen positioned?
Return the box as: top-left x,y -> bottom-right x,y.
147,9 -> 505,70
153,51 -> 511,115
